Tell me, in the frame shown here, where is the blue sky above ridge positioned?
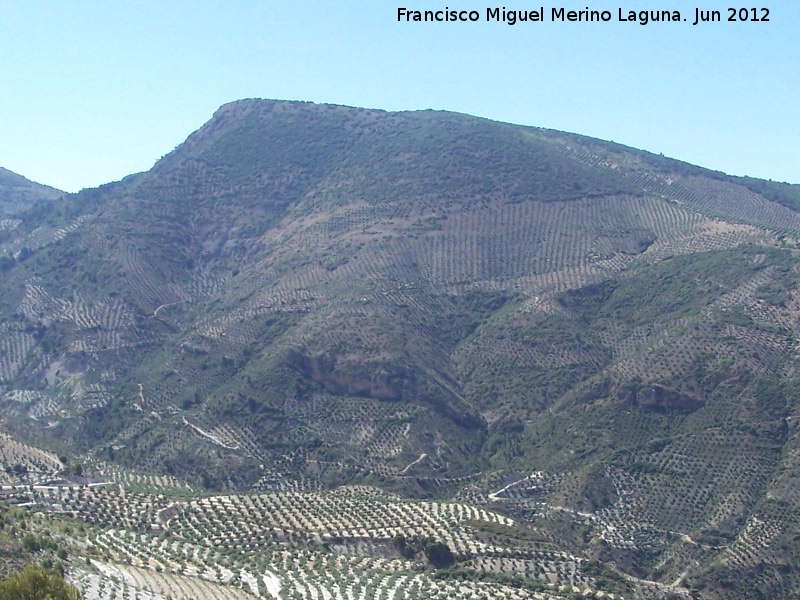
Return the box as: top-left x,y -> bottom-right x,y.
1,0 -> 797,192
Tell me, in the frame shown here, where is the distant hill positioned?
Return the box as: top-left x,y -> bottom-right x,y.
0,167 -> 62,217
1,99 -> 800,598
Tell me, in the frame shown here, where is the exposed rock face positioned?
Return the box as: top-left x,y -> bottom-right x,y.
284,349 -> 405,400
633,384 -> 704,412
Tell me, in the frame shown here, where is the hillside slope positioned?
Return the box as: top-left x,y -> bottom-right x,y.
0,167 -> 63,217
2,99 -> 800,597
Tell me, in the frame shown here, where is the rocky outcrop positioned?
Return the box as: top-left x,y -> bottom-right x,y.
284,349 -> 405,400
617,383 -> 704,412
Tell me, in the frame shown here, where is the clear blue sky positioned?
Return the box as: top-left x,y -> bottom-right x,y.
1,1 -> 797,192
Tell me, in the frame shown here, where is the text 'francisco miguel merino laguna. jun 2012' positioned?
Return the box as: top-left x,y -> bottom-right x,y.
397,7 -> 771,26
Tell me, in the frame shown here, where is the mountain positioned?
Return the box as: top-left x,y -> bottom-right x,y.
2,99 -> 800,598
0,167 -> 63,217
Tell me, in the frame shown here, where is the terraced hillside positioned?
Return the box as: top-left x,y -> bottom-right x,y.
0,431 -> 675,599
1,99 -> 800,597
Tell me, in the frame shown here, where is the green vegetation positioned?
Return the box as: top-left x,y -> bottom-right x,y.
1,99 -> 800,598
0,565 -> 80,600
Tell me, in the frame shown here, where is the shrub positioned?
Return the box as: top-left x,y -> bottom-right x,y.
0,564 -> 81,599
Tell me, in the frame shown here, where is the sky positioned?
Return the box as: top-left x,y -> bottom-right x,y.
0,1 -> 798,192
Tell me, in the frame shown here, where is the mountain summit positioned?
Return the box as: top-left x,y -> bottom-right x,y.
2,100 -> 800,597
